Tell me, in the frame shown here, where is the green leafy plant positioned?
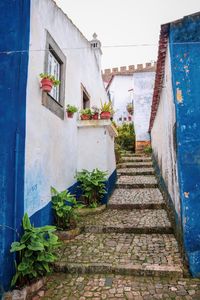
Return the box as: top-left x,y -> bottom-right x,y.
143,145 -> 152,154
115,123 -> 135,151
66,104 -> 78,113
39,73 -> 60,86
10,213 -> 60,288
76,169 -> 108,207
100,100 -> 112,112
126,102 -> 133,115
80,108 -> 92,116
51,187 -> 83,230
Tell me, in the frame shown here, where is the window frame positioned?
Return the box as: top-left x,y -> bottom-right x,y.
42,31 -> 66,119
81,84 -> 90,109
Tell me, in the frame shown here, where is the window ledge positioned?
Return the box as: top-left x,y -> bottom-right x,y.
77,119 -> 118,137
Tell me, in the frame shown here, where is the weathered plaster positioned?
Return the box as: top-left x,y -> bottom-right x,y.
25,0 -> 109,221
0,0 -> 30,291
151,45 -> 180,220
169,14 -> 200,277
133,72 -> 155,142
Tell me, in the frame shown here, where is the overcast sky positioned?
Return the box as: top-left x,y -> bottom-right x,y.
55,0 -> 200,70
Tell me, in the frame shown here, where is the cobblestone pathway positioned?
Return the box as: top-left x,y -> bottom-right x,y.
36,151 -> 200,299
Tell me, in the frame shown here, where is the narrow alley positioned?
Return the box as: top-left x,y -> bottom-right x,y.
33,152 -> 200,300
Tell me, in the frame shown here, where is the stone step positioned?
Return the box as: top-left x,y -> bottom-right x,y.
108,188 -> 165,209
116,175 -> 158,189
54,233 -> 184,278
117,161 -> 153,169
117,167 -> 155,176
39,273 -> 200,300
120,153 -> 149,157
79,209 -> 173,234
120,157 -> 152,163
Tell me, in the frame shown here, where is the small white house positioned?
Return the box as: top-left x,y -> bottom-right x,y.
0,0 -> 117,290
102,64 -> 155,151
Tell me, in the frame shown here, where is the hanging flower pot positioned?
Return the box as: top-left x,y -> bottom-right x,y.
100,111 -> 111,119
41,78 -> 53,92
39,73 -> 60,93
92,113 -> 99,120
126,103 -> 134,115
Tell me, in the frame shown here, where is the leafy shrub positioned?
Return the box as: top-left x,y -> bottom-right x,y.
115,144 -> 121,164
10,213 -> 60,287
116,123 -> 135,151
51,187 -> 83,230
76,169 -> 108,207
143,145 -> 152,154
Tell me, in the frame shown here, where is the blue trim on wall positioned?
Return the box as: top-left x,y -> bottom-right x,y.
102,169 -> 117,204
0,0 -> 30,292
29,170 -> 117,228
169,15 -> 200,277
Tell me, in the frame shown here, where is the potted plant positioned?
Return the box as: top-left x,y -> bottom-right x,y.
91,106 -> 100,120
100,101 -> 112,119
40,73 -> 60,92
66,104 -> 78,118
126,102 -> 134,115
79,108 -> 92,120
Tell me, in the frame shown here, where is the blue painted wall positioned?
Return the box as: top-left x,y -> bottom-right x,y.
0,0 -> 30,292
169,14 -> 200,277
30,170 -> 117,228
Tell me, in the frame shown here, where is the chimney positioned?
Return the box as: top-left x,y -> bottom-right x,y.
90,33 -> 102,71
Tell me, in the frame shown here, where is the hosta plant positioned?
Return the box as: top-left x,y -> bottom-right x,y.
51,187 -> 83,230
76,169 -> 108,207
10,213 -> 60,287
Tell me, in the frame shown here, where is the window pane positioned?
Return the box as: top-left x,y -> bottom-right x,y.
48,51 -> 60,102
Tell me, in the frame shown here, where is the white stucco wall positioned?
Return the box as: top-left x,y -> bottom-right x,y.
108,75 -> 133,124
24,0 -> 109,216
77,120 -> 116,176
151,45 -> 180,218
133,72 -> 155,142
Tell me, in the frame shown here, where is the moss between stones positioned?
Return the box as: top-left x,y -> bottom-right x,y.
75,205 -> 106,216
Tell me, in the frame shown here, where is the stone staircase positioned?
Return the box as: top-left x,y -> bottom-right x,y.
54,151 -> 184,279
37,151 -> 200,299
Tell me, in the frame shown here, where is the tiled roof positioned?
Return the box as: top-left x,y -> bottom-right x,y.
149,24 -> 170,132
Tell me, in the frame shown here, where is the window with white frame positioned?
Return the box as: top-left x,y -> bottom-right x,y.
42,32 -> 66,119
47,49 -> 60,102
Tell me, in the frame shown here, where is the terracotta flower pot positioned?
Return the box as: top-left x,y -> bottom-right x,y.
41,78 -> 53,92
92,113 -> 99,120
100,111 -> 111,119
67,111 -> 74,118
81,114 -> 91,120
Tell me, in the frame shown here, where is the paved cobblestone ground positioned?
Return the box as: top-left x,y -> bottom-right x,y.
37,274 -> 200,300
31,154 -> 200,299
56,233 -> 183,272
118,162 -> 153,168
117,167 -> 154,175
117,175 -> 157,185
109,189 -> 164,207
120,157 -> 152,162
79,209 -> 171,232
